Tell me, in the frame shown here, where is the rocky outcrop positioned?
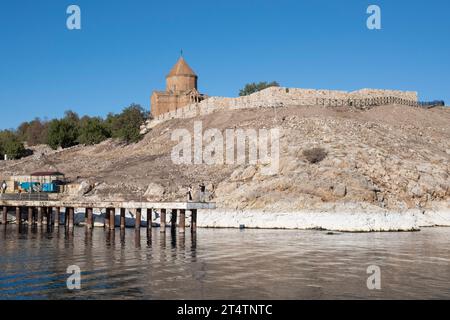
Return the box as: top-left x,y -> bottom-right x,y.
0,103 -> 448,215
144,182 -> 165,200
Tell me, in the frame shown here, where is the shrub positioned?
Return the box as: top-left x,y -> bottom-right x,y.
303,147 -> 327,164
46,110 -> 81,149
239,81 -> 280,96
0,130 -> 27,159
108,104 -> 148,143
47,119 -> 78,150
78,117 -> 111,145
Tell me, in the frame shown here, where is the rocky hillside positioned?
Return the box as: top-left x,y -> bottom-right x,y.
1,104 -> 449,212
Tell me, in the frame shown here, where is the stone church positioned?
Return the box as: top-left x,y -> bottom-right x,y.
151,56 -> 207,117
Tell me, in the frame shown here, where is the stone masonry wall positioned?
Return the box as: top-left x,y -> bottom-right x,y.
148,87 -> 419,125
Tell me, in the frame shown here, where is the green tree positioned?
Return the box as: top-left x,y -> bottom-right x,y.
64,110 -> 80,126
0,130 -> 26,159
109,104 -> 148,143
46,119 -> 79,150
239,81 -> 280,96
78,117 -> 111,145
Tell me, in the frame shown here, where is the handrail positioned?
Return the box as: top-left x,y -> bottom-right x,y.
0,193 -> 49,201
314,96 -> 445,109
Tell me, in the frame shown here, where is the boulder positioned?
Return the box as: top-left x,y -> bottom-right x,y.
144,183 -> 165,200
78,181 -> 93,196
240,166 -> 257,180
333,184 -> 347,198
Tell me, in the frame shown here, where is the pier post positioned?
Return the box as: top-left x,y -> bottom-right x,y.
37,207 -> 43,226
146,208 -> 152,241
171,209 -> 177,230
48,207 -> 52,225
15,207 -> 21,225
86,208 -> 93,229
109,208 -> 115,230
146,208 -> 152,230
120,208 -> 126,229
160,209 -> 166,233
28,207 -> 33,225
105,209 -> 110,229
68,208 -> 74,229
42,207 -> 47,225
64,208 -> 69,227
179,209 -> 186,233
135,228 -> 141,248
135,208 -> 142,230
191,209 -> 197,233
2,206 -> 7,225
54,207 -> 60,227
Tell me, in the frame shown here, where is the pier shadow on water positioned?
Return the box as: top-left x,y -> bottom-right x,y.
1,225 -> 450,300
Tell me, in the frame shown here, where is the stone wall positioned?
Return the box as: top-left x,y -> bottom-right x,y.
148,87 -> 419,125
151,91 -> 192,117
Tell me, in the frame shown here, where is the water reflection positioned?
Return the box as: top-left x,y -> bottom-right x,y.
0,225 -> 450,299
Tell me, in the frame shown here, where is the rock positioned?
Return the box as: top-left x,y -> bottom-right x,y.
416,163 -> 433,174
240,166 -> 257,180
144,183 -> 165,200
216,181 -> 238,195
230,168 -> 244,182
333,184 -> 347,198
78,181 -> 93,196
408,183 -> 424,198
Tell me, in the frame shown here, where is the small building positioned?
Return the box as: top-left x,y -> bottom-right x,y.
29,172 -> 66,186
150,56 -> 207,117
4,172 -> 66,193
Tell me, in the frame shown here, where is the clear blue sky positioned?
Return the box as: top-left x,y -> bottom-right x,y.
0,0 -> 449,130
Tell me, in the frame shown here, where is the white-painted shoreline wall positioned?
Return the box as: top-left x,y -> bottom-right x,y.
6,206 -> 449,232
196,209 -> 450,232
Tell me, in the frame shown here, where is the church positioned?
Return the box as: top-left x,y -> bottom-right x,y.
151,56 -> 207,117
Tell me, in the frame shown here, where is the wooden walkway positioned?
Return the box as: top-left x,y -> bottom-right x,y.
0,200 -> 216,233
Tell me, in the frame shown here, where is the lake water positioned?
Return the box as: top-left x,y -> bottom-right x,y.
0,225 -> 450,300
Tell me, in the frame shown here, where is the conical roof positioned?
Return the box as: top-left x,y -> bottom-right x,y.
167,57 -> 197,77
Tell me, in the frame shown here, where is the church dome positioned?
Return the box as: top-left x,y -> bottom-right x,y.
167,57 -> 197,78
166,56 -> 198,93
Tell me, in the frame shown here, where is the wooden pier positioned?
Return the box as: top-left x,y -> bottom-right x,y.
0,200 -> 215,233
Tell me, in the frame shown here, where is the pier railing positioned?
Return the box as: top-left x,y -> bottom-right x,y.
314,96 -> 445,109
0,193 -> 49,201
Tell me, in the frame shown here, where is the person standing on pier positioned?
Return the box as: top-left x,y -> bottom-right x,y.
1,180 -> 7,194
199,183 -> 206,202
186,185 -> 193,202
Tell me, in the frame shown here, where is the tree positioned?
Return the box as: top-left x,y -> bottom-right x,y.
0,130 -> 26,160
109,104 -> 148,143
17,118 -> 49,146
64,110 -> 80,126
78,117 -> 111,145
239,81 -> 280,96
46,119 -> 79,150
16,121 -> 30,141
